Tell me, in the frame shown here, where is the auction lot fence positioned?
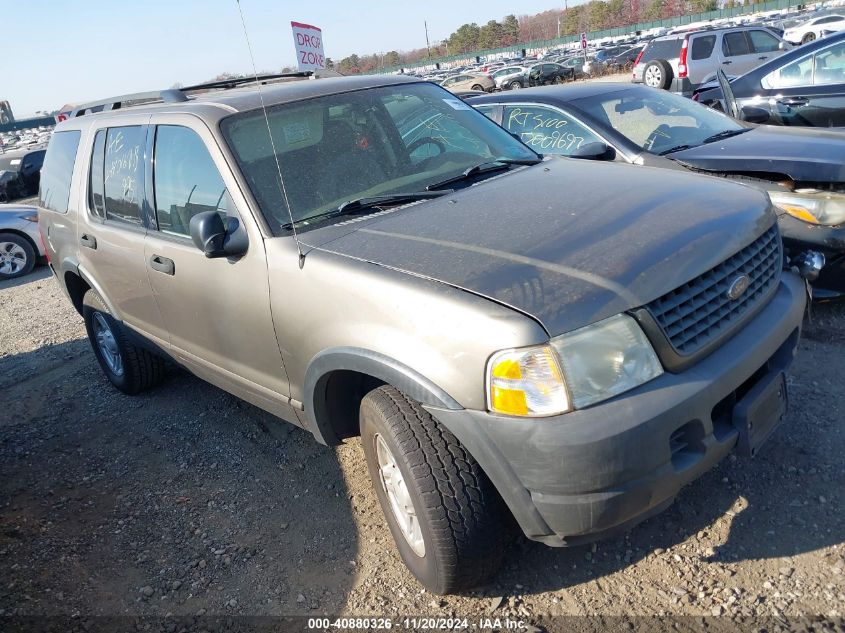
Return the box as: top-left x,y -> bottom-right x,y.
370,0 -> 801,74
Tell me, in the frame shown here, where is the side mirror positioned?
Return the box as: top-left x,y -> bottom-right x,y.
778,41 -> 786,50
740,105 -> 770,124
570,142 -> 616,161
189,210 -> 249,258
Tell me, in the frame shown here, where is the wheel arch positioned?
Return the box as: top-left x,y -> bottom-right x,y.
303,347 -> 462,446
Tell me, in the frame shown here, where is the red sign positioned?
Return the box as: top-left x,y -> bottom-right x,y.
580,32 -> 588,49
291,21 -> 326,71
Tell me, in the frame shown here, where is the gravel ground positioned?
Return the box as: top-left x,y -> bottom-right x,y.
1,259 -> 844,631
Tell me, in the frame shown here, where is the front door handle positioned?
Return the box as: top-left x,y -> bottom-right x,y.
80,233 -> 97,249
758,55 -> 768,60
149,254 -> 175,275
778,96 -> 809,107
722,60 -> 732,64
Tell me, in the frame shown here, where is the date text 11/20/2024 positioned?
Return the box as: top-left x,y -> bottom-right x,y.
307,617 -> 528,630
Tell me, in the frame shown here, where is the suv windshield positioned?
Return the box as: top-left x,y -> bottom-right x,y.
571,86 -> 744,155
222,82 -> 537,233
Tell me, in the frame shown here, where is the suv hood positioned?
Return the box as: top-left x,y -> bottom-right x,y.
670,126 -> 845,183
304,159 -> 774,336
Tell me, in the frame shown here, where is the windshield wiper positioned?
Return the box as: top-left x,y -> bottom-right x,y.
425,158 -> 542,191
701,128 -> 750,144
281,191 -> 450,230
658,144 -> 694,156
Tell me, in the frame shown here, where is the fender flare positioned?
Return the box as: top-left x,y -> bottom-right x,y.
75,263 -> 121,319
303,347 -> 462,445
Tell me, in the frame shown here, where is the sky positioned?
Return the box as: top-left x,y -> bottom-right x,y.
3,0 -> 571,117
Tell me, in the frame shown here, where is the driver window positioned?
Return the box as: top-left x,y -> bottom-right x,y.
814,42 -> 845,85
722,32 -> 751,57
501,105 -> 600,155
153,126 -> 228,237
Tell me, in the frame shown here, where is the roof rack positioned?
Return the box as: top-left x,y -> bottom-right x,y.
65,71 -> 327,118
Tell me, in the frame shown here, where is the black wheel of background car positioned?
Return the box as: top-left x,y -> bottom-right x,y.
0,233 -> 36,280
406,136 -> 446,157
470,84 -> 484,92
643,60 -> 673,90
508,81 -> 522,90
359,385 -> 509,594
802,32 -> 816,44
82,290 -> 166,395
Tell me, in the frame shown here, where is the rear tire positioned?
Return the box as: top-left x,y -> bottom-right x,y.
802,32 -> 816,44
82,290 -> 166,395
508,81 -> 522,90
470,84 -> 484,92
0,233 -> 36,280
360,386 -> 508,594
643,59 -> 673,90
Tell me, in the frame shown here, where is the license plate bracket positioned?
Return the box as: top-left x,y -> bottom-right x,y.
732,371 -> 788,458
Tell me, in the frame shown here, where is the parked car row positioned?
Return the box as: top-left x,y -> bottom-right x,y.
0,146 -> 46,203
37,72 -> 819,596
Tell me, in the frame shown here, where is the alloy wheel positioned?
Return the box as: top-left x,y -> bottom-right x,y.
0,241 -> 27,276
92,312 -> 124,377
374,433 -> 425,557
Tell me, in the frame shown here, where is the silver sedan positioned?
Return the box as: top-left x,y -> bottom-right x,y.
0,204 -> 45,280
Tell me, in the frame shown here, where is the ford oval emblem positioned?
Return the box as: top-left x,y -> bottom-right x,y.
726,275 -> 750,301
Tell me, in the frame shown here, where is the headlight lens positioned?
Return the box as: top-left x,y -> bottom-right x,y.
550,314 -> 663,410
487,345 -> 570,417
771,190 -> 845,226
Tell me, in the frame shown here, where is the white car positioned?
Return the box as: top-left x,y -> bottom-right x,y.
0,205 -> 44,279
783,14 -> 845,44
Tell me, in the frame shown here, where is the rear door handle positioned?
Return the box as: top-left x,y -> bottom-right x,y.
722,60 -> 732,65
778,97 -> 809,107
149,254 -> 175,275
758,56 -> 768,60
80,233 -> 97,249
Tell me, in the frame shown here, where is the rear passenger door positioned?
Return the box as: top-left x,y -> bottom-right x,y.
141,119 -> 292,409
80,118 -> 168,344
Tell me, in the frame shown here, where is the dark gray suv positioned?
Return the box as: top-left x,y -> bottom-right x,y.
38,73 -> 806,593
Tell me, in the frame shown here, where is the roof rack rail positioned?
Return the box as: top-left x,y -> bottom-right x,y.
64,71 -> 332,119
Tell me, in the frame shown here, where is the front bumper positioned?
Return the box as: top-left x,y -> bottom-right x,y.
427,273 -> 806,546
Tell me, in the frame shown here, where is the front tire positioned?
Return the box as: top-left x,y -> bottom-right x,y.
82,290 -> 166,395
360,386 -> 508,594
0,233 -> 36,280
470,84 -> 484,92
508,81 -> 522,90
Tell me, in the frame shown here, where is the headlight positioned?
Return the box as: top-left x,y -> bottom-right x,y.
550,313 -> 663,410
770,190 -> 845,226
487,345 -> 570,417
486,314 -> 663,417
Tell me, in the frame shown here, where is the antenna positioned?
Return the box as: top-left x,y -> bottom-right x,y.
235,0 -> 306,267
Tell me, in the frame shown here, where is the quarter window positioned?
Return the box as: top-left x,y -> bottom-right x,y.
88,130 -> 106,218
722,32 -> 751,57
814,41 -> 845,85
103,126 -> 145,225
38,130 -> 80,214
502,105 -> 601,155
691,35 -> 716,60
153,126 -> 228,237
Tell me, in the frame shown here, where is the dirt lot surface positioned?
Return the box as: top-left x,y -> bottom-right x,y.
1,261 -> 844,632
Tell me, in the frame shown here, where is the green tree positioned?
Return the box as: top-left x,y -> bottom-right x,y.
643,0 -> 665,20
478,20 -> 504,50
502,14 -> 520,45
448,23 -> 481,54
384,51 -> 401,66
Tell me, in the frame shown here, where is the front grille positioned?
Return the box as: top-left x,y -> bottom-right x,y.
646,225 -> 781,356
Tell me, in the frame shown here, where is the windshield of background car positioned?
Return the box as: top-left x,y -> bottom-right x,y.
222,82 -> 537,233
570,86 -> 743,154
0,156 -> 22,172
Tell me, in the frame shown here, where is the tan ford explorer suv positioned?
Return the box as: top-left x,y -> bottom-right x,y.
38,73 -> 807,593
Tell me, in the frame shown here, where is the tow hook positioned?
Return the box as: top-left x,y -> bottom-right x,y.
791,250 -> 825,282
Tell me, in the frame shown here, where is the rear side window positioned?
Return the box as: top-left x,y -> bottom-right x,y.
642,38 -> 683,62
691,35 -> 716,60
748,30 -> 780,53
153,126 -> 227,237
103,126 -> 145,225
722,32 -> 751,57
39,130 -> 80,214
